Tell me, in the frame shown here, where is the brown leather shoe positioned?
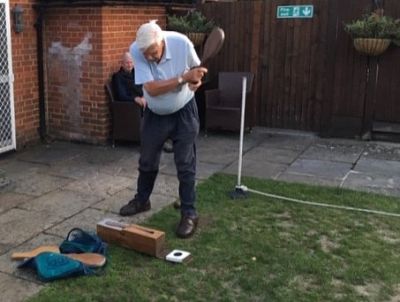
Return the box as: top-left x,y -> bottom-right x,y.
119,198 -> 150,216
176,215 -> 199,238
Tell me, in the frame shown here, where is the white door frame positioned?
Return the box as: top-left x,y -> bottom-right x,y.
0,0 -> 16,153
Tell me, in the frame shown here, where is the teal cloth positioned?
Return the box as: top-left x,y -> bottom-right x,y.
18,252 -> 93,282
59,228 -> 107,255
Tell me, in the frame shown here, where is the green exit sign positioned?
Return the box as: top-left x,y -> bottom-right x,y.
277,5 -> 314,19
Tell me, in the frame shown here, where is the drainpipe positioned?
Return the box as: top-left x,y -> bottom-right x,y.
34,6 -> 46,141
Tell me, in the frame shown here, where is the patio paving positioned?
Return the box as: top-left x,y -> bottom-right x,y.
0,127 -> 399,301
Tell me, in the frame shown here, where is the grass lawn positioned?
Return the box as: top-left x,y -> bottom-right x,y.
28,174 -> 400,302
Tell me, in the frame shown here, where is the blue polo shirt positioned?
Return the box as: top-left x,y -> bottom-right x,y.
130,31 -> 201,115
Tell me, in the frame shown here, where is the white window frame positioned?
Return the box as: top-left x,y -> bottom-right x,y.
0,0 -> 16,153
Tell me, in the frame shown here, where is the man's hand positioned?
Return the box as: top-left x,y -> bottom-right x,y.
188,80 -> 202,92
134,97 -> 147,108
143,67 -> 208,97
182,67 -> 208,84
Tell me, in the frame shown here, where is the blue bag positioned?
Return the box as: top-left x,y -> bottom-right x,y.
59,228 -> 107,255
18,252 -> 94,282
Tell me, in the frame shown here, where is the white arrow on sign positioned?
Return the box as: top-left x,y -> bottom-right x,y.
302,7 -> 312,16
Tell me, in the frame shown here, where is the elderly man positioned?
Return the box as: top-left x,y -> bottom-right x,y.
119,20 -> 207,239
112,52 -> 146,107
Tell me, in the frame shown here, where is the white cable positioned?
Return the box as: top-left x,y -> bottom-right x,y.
246,187 -> 400,218
232,74 -> 398,218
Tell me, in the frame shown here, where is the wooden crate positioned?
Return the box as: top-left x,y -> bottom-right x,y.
97,219 -> 165,258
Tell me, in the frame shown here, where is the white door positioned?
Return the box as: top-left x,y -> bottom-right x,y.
0,0 -> 15,153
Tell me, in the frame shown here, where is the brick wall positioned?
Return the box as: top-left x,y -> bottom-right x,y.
8,2 -> 168,147
44,5 -> 166,144
10,0 -> 40,148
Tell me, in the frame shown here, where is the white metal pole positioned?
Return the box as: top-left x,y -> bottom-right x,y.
236,76 -> 247,189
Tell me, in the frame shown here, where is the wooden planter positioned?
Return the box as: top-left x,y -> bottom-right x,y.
186,32 -> 206,47
353,38 -> 391,56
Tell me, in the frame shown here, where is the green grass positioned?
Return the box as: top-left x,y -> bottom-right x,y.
29,174 -> 400,302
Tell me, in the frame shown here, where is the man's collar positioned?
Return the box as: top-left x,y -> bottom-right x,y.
160,37 -> 171,63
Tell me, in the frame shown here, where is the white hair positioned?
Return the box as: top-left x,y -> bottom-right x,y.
136,20 -> 164,51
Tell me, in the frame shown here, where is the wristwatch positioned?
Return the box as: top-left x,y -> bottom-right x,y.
177,76 -> 185,85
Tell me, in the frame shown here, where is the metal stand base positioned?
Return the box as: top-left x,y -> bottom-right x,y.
230,185 -> 248,199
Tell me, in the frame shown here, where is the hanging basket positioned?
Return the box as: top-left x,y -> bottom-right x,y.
353,38 -> 391,56
186,32 -> 206,47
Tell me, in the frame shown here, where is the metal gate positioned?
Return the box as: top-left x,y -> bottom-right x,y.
0,0 -> 15,153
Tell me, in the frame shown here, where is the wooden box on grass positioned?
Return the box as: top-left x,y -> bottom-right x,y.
97,218 -> 165,258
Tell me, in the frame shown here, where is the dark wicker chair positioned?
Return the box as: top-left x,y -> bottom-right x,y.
105,80 -> 141,146
204,72 -> 254,132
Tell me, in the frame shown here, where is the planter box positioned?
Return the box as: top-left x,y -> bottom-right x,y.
353,38 -> 391,56
186,32 -> 206,46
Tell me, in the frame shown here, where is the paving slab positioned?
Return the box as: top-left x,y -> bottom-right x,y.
46,208 -> 122,236
222,158 -> 288,179
284,158 -> 352,180
277,172 -> 343,187
0,174 -> 10,191
64,172 -> 134,198
98,152 -> 140,178
0,160 -> 48,177
151,174 -> 180,198
77,144 -> 132,165
43,157 -> 100,180
196,161 -> 227,180
18,189 -> 103,219
196,133 -> 259,165
158,153 -> 227,180
197,145 -> 240,165
0,165 -> 7,187
0,272 -> 43,302
341,170 -> 400,197
157,152 -> 176,175
0,192 -> 32,215
243,146 -> 300,164
6,170 -> 73,197
354,158 -> 400,176
0,208 -> 61,254
300,141 -> 364,163
198,133 -> 258,152
42,146 -> 138,180
15,141 -> 84,165
258,134 -> 315,151
362,142 -> 400,161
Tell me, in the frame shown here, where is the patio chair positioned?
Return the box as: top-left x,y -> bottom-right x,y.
204,72 -> 254,132
105,80 -> 141,146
